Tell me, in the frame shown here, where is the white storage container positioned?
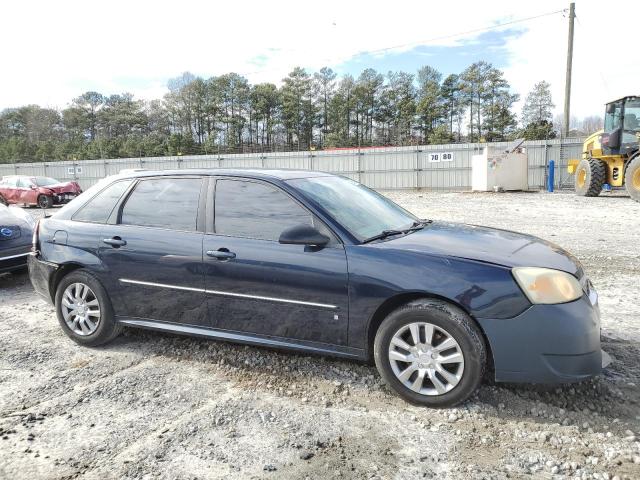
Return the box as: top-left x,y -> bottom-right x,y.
471,144 -> 528,192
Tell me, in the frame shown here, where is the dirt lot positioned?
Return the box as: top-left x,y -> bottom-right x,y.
1,190 -> 639,480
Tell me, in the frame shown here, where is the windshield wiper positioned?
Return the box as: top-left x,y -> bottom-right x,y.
361,219 -> 433,244
361,229 -> 405,244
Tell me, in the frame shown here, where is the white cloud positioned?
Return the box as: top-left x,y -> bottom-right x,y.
1,0 -> 637,120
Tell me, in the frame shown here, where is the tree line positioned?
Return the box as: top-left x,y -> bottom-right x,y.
0,62 -> 583,164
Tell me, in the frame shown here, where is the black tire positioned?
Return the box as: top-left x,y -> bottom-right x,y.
0,194 -> 7,206
624,154 -> 640,203
54,269 -> 122,346
575,158 -> 606,197
38,194 -> 53,209
374,299 -> 486,408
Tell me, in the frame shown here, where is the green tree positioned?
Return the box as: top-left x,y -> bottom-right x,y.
521,81 -> 554,126
460,62 -> 492,141
416,66 -> 443,142
72,91 -> 105,140
353,69 -> 384,145
326,75 -> 355,147
250,83 -> 280,148
281,67 -> 315,149
440,74 -> 464,141
386,71 -> 416,144
521,119 -> 556,140
482,68 -> 518,141
99,93 -> 147,139
313,67 -> 337,147
0,62 -> 543,161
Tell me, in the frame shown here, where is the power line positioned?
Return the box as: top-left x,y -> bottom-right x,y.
360,8 -> 568,57
239,8 -> 568,79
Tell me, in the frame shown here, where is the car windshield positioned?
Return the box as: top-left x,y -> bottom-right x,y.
33,176 -> 60,186
288,176 -> 417,241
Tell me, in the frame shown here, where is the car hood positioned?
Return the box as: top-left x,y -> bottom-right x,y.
39,182 -> 80,193
375,221 -> 583,277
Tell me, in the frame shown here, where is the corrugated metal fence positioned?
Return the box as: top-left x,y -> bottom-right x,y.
0,138 -> 585,191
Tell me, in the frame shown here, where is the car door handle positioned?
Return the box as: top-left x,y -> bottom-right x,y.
206,249 -> 236,260
103,237 -> 127,247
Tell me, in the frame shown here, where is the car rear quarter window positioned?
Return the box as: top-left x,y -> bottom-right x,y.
214,179 -> 312,241
73,180 -> 133,224
120,177 -> 202,231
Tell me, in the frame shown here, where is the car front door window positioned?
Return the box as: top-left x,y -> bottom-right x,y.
215,179 -> 313,240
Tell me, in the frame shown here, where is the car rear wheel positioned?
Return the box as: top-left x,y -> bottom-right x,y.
38,194 -> 53,209
374,299 -> 486,407
55,269 -> 122,346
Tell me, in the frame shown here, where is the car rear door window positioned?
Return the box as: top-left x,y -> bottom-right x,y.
215,179 -> 312,241
73,180 -> 133,224
120,177 -> 202,231
17,178 -> 33,188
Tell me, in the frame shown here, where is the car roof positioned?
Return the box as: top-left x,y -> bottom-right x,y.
118,168 -> 335,181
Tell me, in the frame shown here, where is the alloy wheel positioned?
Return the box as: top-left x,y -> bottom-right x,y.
388,321 -> 465,396
61,282 -> 101,336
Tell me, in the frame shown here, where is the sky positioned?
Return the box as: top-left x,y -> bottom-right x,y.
1,0 -> 638,120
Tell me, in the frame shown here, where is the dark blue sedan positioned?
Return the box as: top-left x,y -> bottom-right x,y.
28,169 -> 607,407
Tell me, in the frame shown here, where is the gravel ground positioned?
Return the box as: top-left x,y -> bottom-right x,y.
0,190 -> 639,480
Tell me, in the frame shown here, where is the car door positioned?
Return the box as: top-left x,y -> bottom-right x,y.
98,176 -> 209,326
16,177 -> 37,205
203,177 -> 349,346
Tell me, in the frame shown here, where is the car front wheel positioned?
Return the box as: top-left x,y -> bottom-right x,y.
374,299 -> 486,407
55,269 -> 122,346
38,194 -> 53,209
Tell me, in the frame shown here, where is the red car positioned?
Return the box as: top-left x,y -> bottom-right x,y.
0,175 -> 82,208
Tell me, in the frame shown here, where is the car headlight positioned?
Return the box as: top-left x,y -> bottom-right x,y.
512,267 -> 583,304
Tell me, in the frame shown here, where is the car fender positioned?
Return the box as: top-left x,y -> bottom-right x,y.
37,187 -> 55,196
345,246 -> 531,351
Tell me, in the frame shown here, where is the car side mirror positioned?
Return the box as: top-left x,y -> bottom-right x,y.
279,224 -> 329,247
30,185 -> 37,190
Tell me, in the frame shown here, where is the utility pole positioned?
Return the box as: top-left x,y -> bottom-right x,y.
563,2 -> 576,138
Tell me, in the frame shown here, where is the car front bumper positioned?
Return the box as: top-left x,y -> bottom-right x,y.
53,192 -> 79,204
477,293 -> 607,384
0,246 -> 32,273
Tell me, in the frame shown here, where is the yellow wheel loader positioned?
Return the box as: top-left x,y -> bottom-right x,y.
568,96 -> 640,202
